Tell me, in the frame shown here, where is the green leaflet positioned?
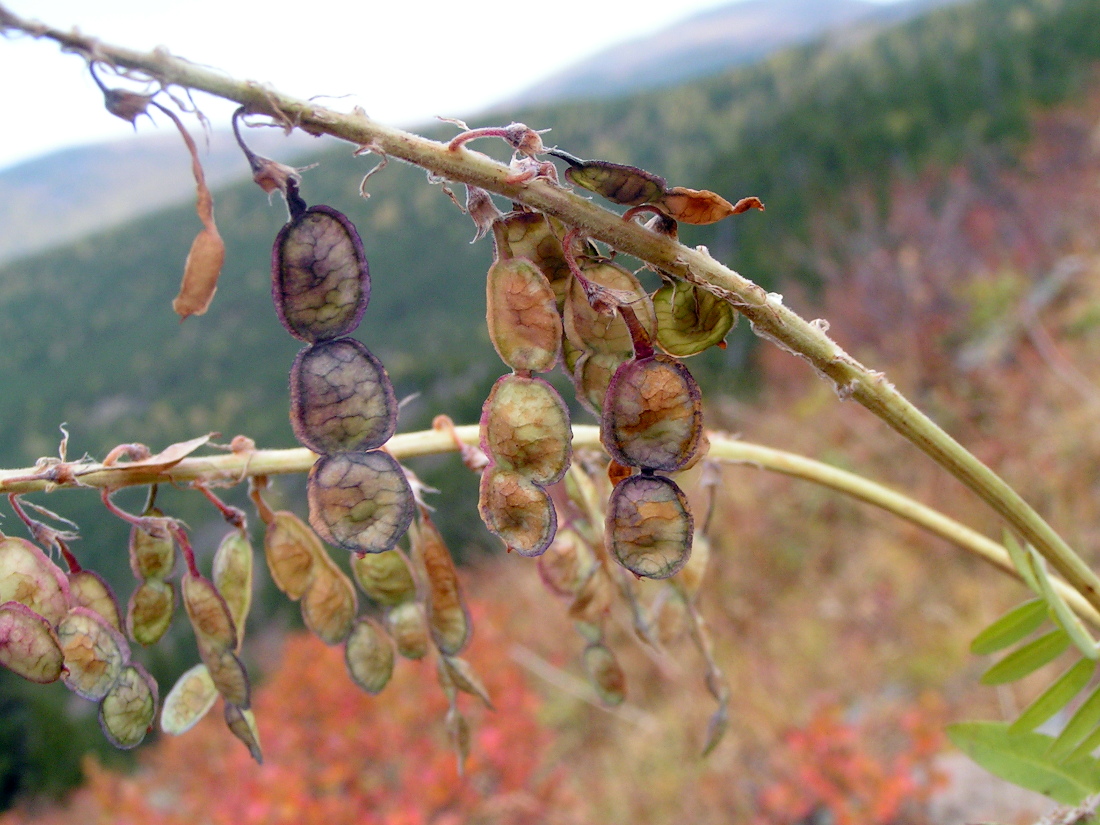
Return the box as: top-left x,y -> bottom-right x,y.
1050,684 -> 1100,762
980,629 -> 1071,685
947,721 -> 1100,805
1066,724 -> 1100,764
971,599 -> 1048,656
1010,659 -> 1097,734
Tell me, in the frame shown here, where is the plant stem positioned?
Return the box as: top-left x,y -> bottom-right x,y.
1,6 -> 1097,612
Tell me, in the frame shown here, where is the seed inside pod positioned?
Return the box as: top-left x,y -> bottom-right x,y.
564,262 -> 656,358
290,338 -> 398,455
272,205 -> 370,342
307,451 -> 415,554
602,354 -> 703,472
652,282 -> 736,357
480,374 -> 571,485
486,258 -> 562,373
606,474 -> 694,579
477,466 -> 556,557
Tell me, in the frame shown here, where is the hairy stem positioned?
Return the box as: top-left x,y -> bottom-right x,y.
1,6 -> 1097,612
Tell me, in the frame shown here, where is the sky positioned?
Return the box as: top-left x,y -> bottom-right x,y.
0,0 -> 747,172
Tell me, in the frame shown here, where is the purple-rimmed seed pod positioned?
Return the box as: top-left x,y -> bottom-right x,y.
601,354 -> 703,473
272,205 -> 370,342
307,450 -> 415,554
486,258 -> 561,373
605,474 -> 694,579
480,374 -> 571,486
290,338 -> 398,455
563,262 -> 655,358
477,466 -> 556,557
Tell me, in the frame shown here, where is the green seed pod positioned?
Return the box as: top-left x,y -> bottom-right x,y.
564,262 -> 656,357
272,205 -> 370,342
300,552 -> 357,646
606,474 -> 694,579
602,354 -> 703,472
386,600 -> 430,660
98,663 -> 158,749
0,536 -> 71,627
583,643 -> 626,706
160,663 -> 218,735
182,573 -> 237,655
409,514 -> 470,656
213,530 -> 253,644
129,516 -> 176,581
126,578 -> 175,646
652,282 -> 736,357
477,466 -> 556,557
263,511 -> 319,601
344,617 -> 394,694
225,703 -> 263,764
480,374 -> 571,485
290,339 -> 398,455
351,549 -> 417,607
557,155 -> 667,206
486,258 -> 561,373
0,601 -> 64,684
58,607 -> 130,701
68,571 -> 123,634
307,451 -> 415,555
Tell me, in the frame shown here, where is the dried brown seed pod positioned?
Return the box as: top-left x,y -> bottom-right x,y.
307,451 -> 415,555
477,466 -> 556,557
537,528 -> 598,597
299,550 -> 357,645
272,205 -> 371,342
570,349 -> 628,417
351,549 -> 417,607
606,474 -> 694,579
564,262 -> 656,358
127,578 -> 175,646
485,258 -> 562,373
344,617 -> 394,694
225,703 -> 263,764
491,212 -> 574,307
57,607 -> 130,701
602,354 -> 703,473
98,663 -> 158,749
181,573 -> 237,654
212,531 -> 253,646
409,513 -> 470,656
290,339 -> 398,455
480,374 -> 572,485
652,282 -> 736,357
263,511 -> 319,601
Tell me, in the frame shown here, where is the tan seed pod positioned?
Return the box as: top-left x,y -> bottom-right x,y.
491,212 -> 573,307
127,579 -> 175,647
160,663 -> 219,735
204,647 -> 251,709
409,514 -> 470,656
675,531 -> 712,599
441,656 -> 493,709
213,530 -> 253,644
225,703 -> 263,764
344,617 -> 395,695
567,567 -> 616,625
477,466 -> 556,557
606,474 -> 694,580
0,601 -> 64,684
129,516 -> 176,581
58,607 -> 130,701
351,549 -> 417,607
537,528 -> 598,597
67,570 -> 123,634
300,553 -> 357,646
480,374 -> 572,485
263,511 -> 320,601
563,262 -> 655,358
485,258 -> 562,373
583,643 -> 627,706
571,349 -> 628,417
98,663 -> 158,749
385,600 -> 430,660
652,281 -> 736,357
0,536 -> 71,627
182,573 -> 237,654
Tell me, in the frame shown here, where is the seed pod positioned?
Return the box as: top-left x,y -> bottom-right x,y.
386,600 -> 430,660
300,552 -> 357,645
564,262 -> 656,357
583,643 -> 626,706
127,579 -> 175,646
129,516 -> 176,581
307,451 -> 415,554
557,155 -> 667,206
161,663 -> 219,735
485,258 -> 561,373
537,528 -> 598,597
98,663 -> 158,749
441,656 -> 493,708
602,355 -> 703,472
225,703 -> 263,764
675,531 -> 711,599
204,647 -> 251,709
571,350 -> 628,417
345,617 -> 394,694
606,474 -> 694,579
0,536 -> 71,627
213,530 -> 253,643
568,567 -> 615,625
67,570 -> 123,634
272,205 -> 370,342
0,602 -> 64,684
478,466 -> 556,557
446,705 -> 471,770
263,511 -> 319,601
652,282 -> 736,357
654,188 -> 763,225
182,574 -> 237,654
492,212 -> 573,306
58,607 -> 130,701
481,374 -> 571,485
351,549 -> 416,607
290,339 -> 398,455
410,514 -> 470,656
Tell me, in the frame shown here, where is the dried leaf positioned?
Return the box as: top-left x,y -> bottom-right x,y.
0,601 -> 64,684
345,617 -> 394,694
160,663 -> 219,735
98,663 -> 158,749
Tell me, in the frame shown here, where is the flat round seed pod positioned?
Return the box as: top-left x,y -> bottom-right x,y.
652,282 -> 736,356
290,339 -> 398,455
68,570 -> 123,634
571,350 -> 628,417
537,528 -> 598,597
602,354 -> 703,472
160,663 -> 218,735
272,205 -> 370,342
410,515 -> 470,656
263,511 -> 319,601
129,516 -> 175,580
486,258 -> 561,372
606,474 -> 694,579
583,643 -> 627,706
126,579 -> 175,646
0,537 -> 71,627
385,600 -> 430,660
300,554 -> 357,645
351,549 -> 416,607
492,212 -> 572,307
345,617 -> 394,694
58,607 -> 130,701
182,573 -> 237,654
477,466 -> 556,557
99,663 -> 158,749
564,262 -> 656,357
0,601 -> 63,684
213,531 -> 253,643
480,374 -> 572,485
307,451 -> 415,554
225,704 -> 263,764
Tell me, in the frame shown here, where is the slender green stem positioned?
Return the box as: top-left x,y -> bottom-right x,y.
1,5 -> 1098,612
